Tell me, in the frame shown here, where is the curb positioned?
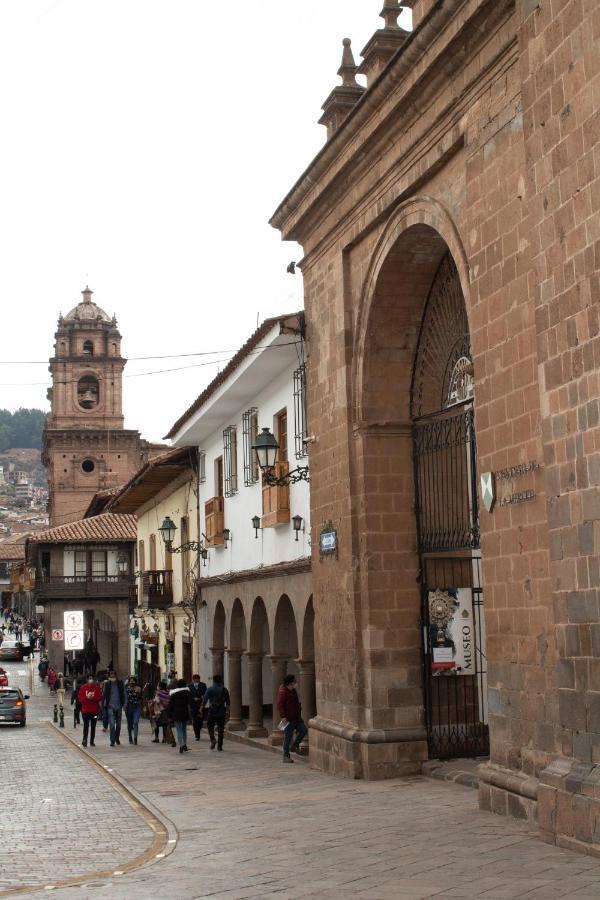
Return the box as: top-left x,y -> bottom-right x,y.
0,722 -> 178,897
225,729 -> 309,761
422,760 -> 480,790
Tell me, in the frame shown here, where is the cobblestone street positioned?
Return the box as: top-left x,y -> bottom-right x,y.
0,660 -> 159,894
4,659 -> 600,898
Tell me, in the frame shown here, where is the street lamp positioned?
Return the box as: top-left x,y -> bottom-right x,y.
158,515 -> 177,550
252,515 -> 261,538
252,427 -> 309,486
292,515 -> 303,541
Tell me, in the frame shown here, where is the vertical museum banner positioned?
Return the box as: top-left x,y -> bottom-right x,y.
429,587 -> 474,675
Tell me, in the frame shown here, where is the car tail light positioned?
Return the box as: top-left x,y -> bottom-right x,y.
14,700 -> 24,707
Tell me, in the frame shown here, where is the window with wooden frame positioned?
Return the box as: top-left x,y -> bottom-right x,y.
262,407 -> 290,527
91,551 -> 107,581
198,451 -> 206,483
242,407 -> 259,486
75,550 -> 87,579
293,364 -> 308,459
223,426 -> 238,496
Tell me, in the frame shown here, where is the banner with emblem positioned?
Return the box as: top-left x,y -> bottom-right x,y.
428,587 -> 475,676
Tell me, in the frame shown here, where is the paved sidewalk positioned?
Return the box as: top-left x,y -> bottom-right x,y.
44,716 -> 600,899
0,661 -> 158,894
8,663 -> 600,899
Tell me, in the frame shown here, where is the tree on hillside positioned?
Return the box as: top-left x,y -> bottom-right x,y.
0,408 -> 46,451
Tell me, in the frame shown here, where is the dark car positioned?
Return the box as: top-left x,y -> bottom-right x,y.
0,640 -> 24,662
0,687 -> 28,726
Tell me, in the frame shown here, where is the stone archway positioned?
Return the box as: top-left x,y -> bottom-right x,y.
247,598 -> 270,737
345,198 -> 478,775
269,595 -> 300,744
227,599 -> 247,731
299,597 -> 316,723
210,600 -> 226,679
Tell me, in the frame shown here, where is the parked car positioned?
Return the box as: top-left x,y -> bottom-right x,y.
0,687 -> 28,726
0,640 -> 23,662
0,669 -> 8,687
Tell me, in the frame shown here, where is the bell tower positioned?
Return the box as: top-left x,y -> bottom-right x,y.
43,287 -> 147,525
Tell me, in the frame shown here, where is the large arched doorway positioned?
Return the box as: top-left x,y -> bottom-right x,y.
411,252 -> 488,759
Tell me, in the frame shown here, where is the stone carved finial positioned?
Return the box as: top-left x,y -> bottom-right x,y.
381,0 -> 402,30
338,38 -> 359,87
358,2 -> 409,86
82,286 -> 93,304
319,38 -> 366,140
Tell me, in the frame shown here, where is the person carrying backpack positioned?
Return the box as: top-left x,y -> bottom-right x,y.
202,673 -> 230,751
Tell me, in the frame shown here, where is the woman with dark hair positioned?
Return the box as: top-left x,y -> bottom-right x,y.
168,678 -> 192,753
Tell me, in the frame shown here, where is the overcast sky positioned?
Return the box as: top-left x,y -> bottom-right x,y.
0,1 -> 411,442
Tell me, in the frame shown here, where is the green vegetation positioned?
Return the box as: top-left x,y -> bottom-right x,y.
0,409 -> 46,452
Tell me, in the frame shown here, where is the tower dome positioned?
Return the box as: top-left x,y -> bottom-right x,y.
63,287 -> 113,324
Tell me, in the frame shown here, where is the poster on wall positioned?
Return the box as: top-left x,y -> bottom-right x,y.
428,587 -> 474,676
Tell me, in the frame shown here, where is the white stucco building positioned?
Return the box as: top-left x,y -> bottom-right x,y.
166,312 -> 314,742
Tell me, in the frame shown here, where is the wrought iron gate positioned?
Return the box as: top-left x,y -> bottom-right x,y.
414,407 -> 489,759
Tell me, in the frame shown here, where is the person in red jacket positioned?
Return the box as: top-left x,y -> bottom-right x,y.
78,675 -> 103,748
276,674 -> 308,763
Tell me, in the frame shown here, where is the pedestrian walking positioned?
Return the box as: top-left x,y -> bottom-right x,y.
277,674 -> 308,764
78,675 -> 102,747
151,679 -> 176,746
102,670 -> 125,747
125,676 -> 142,744
55,672 -> 70,709
202,674 -> 230,751
71,676 -> 84,727
168,678 -> 193,753
189,673 -> 207,741
38,656 -> 49,681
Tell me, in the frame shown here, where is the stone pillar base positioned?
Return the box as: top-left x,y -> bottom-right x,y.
536,757 -> 600,854
308,716 -> 427,780
246,725 -> 269,738
478,762 -> 538,822
226,719 -> 246,732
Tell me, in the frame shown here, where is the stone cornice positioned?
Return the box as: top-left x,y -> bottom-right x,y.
270,0 -> 514,248
198,556 -> 311,589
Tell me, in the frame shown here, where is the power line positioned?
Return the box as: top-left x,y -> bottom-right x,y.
0,340 -> 303,387
0,349 -> 235,365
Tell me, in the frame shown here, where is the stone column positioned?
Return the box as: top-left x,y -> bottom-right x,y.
268,655 -> 288,746
226,648 -> 245,731
209,646 -> 224,679
297,659 -> 316,722
245,652 -> 268,738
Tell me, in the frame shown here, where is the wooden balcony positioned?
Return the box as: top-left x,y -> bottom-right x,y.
35,575 -> 134,602
140,569 -> 173,610
205,496 -> 225,546
261,461 -> 290,527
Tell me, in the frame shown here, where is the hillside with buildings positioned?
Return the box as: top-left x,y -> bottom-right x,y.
0,447 -> 49,535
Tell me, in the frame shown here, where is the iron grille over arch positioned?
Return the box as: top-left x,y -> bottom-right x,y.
410,253 -> 472,421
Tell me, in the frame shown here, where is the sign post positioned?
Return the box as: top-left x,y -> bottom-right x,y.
63,610 -> 84,653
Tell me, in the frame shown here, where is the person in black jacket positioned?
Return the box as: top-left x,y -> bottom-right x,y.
202,674 -> 231,751
188,674 -> 207,741
102,670 -> 125,747
168,679 -> 192,753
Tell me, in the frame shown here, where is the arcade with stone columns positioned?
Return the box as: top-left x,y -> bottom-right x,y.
201,565 -> 315,745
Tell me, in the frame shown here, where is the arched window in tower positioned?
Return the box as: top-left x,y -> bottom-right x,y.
83,340 -> 94,356
111,342 -> 118,355
77,375 -> 100,410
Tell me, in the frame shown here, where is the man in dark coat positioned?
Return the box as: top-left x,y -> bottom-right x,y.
202,674 -> 230,751
102,670 -> 125,747
168,679 -> 192,753
188,674 -> 207,741
277,674 -> 308,763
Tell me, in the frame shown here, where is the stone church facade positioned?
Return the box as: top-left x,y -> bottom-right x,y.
43,287 -> 160,526
272,0 -> 600,853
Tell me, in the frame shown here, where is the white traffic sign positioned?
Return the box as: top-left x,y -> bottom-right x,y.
51,629 -> 64,641
65,631 -> 84,650
64,610 -> 83,630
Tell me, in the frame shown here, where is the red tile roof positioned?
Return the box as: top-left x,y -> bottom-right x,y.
28,513 -> 137,545
0,534 -> 28,561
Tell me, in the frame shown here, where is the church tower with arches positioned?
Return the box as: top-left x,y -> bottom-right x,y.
43,287 -> 152,525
